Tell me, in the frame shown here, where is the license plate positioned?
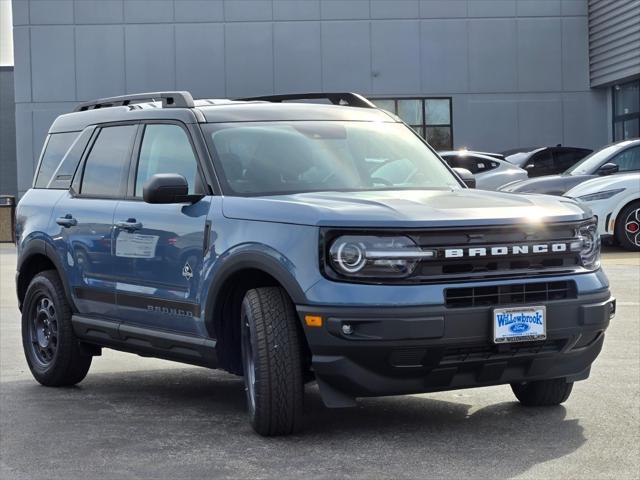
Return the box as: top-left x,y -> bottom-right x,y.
493,306 -> 546,344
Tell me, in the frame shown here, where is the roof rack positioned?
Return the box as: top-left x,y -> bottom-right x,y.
74,91 -> 195,112
238,92 -> 376,109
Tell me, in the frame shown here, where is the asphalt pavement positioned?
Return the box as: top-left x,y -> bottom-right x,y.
0,244 -> 638,479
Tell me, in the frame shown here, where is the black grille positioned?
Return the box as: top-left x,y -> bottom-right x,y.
417,254 -> 580,279
388,339 -> 567,368
412,223 -> 577,246
445,280 -> 577,308
411,223 -> 582,281
441,339 -> 567,364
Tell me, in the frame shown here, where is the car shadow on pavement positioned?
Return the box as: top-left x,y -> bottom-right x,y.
0,367 -> 586,479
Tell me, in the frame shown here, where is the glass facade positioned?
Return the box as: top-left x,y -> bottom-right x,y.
613,79 -> 640,141
370,97 -> 453,150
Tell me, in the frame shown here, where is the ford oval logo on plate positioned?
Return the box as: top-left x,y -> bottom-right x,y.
509,323 -> 530,334
493,305 -> 546,344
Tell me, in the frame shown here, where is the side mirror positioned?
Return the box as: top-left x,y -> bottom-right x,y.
452,167 -> 476,188
525,164 -> 535,170
597,162 -> 619,176
143,173 -> 191,204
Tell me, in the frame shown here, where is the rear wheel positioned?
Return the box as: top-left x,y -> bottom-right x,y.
511,378 -> 573,406
240,287 -> 304,436
21,270 -> 92,386
615,201 -> 640,251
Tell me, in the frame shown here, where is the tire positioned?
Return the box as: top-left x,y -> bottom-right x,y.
511,378 -> 573,406
615,200 -> 640,252
240,287 -> 304,436
21,270 -> 92,386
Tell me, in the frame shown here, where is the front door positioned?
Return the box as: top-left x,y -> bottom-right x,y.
112,122 -> 210,335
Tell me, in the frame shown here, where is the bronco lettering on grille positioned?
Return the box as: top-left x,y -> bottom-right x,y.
444,242 -> 569,258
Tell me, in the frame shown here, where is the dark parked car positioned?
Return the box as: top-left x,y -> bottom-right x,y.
503,146 -> 593,177
439,150 -> 527,190
500,139 -> 640,195
15,91 -> 613,436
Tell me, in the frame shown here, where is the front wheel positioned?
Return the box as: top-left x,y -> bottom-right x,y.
240,287 -> 304,436
511,378 -> 573,406
21,270 -> 92,386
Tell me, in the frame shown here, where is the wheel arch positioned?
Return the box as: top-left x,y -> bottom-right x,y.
204,250 -> 309,374
17,239 -> 75,312
611,196 -> 640,235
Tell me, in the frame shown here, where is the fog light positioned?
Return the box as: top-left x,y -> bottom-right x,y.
342,324 -> 353,335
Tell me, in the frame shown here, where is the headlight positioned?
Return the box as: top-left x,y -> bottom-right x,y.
328,235 -> 434,278
572,221 -> 600,270
577,188 -> 625,202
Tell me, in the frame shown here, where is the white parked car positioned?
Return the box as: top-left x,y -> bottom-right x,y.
439,150 -> 528,190
565,172 -> 640,251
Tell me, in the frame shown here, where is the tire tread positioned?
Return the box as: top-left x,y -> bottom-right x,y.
511,378 -> 573,406
22,270 -> 92,386
243,287 -> 304,436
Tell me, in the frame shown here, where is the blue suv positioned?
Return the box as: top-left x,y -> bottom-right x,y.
15,92 -> 615,436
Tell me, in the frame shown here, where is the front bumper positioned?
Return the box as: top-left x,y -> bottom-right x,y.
297,290 -> 614,407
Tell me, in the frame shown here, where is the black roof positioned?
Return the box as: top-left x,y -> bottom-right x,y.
50,91 -> 396,133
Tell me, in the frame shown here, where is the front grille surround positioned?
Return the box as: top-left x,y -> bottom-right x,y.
321,220 -> 591,284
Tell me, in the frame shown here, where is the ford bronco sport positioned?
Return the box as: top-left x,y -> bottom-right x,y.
15,91 -> 615,436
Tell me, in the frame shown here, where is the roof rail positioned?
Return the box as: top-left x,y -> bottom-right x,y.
74,91 -> 195,112
238,92 -> 376,109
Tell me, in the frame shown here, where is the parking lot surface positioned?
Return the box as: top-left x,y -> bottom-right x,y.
0,244 -> 638,479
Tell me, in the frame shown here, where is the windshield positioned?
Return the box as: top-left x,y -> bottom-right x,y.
204,122 -> 461,196
565,144 -> 622,175
505,152 -> 533,167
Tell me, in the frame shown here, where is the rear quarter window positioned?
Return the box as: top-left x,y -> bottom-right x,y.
34,131 -> 81,189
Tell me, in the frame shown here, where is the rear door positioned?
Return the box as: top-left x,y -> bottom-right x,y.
112,122 -> 211,334
51,124 -> 137,317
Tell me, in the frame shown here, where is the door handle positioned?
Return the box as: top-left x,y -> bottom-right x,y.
115,219 -> 143,231
56,214 -> 77,228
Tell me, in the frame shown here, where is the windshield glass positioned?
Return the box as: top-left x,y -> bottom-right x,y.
505,152 -> 532,167
204,122 -> 461,196
565,144 -> 623,175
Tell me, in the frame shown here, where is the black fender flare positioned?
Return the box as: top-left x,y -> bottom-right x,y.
17,239 -> 77,312
203,249 -> 307,336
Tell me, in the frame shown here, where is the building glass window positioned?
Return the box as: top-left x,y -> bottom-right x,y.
613,79 -> 640,141
370,97 -> 453,150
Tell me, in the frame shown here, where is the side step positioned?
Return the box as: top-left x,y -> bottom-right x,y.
72,315 -> 217,368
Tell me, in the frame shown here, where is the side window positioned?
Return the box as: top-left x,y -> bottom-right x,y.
443,155 -> 462,169
610,146 -> 640,172
34,132 -> 80,188
135,124 -> 201,197
472,157 -> 499,173
527,150 -> 553,176
553,150 -> 580,173
445,156 -> 479,173
81,125 -> 137,197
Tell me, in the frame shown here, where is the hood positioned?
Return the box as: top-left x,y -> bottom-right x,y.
222,189 -> 590,228
499,174 -> 596,195
565,172 -> 640,198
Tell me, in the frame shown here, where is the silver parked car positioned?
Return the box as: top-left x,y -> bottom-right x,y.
439,150 -> 528,190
